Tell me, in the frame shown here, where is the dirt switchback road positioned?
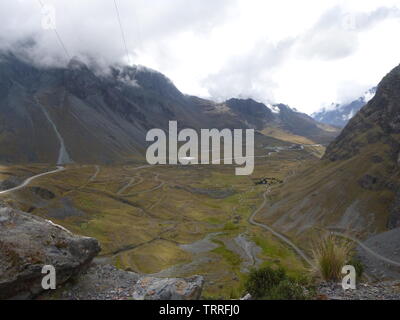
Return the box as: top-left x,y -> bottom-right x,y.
248,187 -> 315,267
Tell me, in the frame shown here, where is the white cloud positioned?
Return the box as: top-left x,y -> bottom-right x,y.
1,0 -> 400,114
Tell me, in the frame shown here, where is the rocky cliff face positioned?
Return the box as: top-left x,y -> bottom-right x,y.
0,205 -> 100,299
0,205 -> 204,300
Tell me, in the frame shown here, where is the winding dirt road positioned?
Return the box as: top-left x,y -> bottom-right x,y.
248,187 -> 315,267
0,166 -> 65,196
121,173 -> 165,197
330,231 -> 400,267
247,182 -> 400,270
117,165 -> 153,195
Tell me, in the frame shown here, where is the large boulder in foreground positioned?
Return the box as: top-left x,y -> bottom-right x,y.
132,276 -> 204,300
0,206 -> 100,299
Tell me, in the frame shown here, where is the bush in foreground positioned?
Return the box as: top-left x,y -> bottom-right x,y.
244,266 -> 310,300
268,279 -> 308,300
347,257 -> 364,279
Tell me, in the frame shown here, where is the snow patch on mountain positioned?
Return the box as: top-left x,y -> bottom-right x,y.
267,104 -> 280,114
312,87 -> 377,127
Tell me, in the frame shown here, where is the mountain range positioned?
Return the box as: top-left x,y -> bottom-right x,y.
312,87 -> 376,128
0,52 -> 339,165
3,50 -> 399,237
1,48 -> 400,297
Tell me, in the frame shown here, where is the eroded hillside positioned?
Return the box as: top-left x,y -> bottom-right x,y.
257,64 -> 400,245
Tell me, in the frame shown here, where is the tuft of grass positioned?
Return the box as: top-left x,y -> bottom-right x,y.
311,233 -> 352,282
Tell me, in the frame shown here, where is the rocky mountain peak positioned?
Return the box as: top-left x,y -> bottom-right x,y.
225,98 -> 273,116
312,87 -> 377,128
111,65 -> 184,100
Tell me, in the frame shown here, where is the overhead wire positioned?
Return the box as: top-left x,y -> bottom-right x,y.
113,0 -> 133,66
37,0 -> 71,61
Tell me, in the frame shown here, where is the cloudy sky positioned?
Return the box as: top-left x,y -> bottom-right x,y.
1,0 -> 400,114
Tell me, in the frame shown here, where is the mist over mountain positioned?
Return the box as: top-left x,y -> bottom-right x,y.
0,51 -> 338,165
2,1 -> 400,302
312,87 -> 377,127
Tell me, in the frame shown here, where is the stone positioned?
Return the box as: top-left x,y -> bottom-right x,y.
132,276 -> 204,300
240,293 -> 252,300
0,206 -> 100,299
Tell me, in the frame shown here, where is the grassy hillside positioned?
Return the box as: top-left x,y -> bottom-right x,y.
256,64 -> 400,247
0,144 -> 320,298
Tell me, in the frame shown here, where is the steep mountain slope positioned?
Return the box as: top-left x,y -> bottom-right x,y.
312,88 -> 376,127
224,98 -> 274,130
0,53 -> 240,164
272,104 -> 339,144
219,99 -> 339,144
0,53 -> 339,165
258,64 -> 400,241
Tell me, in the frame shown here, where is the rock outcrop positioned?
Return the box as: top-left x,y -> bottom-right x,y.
0,205 -> 205,300
132,276 -> 204,300
133,276 -> 204,300
0,206 -> 100,299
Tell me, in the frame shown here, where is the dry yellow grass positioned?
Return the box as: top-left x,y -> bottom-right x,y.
0,145 -> 321,298
311,233 -> 352,281
261,127 -> 316,145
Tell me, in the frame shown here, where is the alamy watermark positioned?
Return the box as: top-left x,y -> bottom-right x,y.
146,121 -> 255,175
41,265 -> 56,290
341,265 -> 356,290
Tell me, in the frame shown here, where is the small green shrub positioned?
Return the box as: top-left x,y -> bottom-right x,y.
243,266 -> 311,300
267,279 -> 308,300
244,266 -> 286,299
347,257 -> 364,279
